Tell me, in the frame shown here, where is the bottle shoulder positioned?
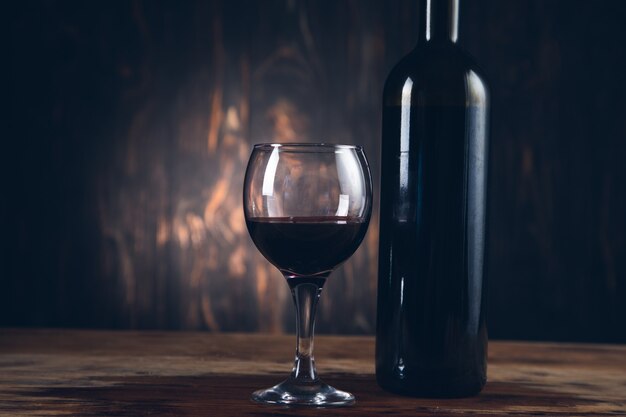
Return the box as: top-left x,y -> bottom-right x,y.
383,43 -> 489,107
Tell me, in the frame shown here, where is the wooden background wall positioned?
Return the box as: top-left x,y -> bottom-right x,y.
4,0 -> 626,342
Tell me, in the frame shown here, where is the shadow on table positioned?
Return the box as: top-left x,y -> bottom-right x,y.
11,374 -> 601,416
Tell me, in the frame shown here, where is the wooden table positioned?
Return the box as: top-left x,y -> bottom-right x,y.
0,329 -> 624,416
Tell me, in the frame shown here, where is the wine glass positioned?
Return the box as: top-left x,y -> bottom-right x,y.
243,143 -> 372,406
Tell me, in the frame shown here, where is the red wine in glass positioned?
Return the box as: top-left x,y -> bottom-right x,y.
246,216 -> 368,283
243,143 -> 372,406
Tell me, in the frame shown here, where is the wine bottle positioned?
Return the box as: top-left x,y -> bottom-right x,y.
376,0 -> 489,398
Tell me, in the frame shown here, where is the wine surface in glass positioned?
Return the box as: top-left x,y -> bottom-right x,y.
246,216 -> 368,279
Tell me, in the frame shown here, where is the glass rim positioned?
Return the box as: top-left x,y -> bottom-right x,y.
252,143 -> 363,152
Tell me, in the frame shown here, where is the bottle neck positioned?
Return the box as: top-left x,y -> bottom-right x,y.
418,0 -> 459,43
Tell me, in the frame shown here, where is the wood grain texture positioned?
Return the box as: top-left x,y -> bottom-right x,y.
4,0 -> 626,342
0,329 -> 625,416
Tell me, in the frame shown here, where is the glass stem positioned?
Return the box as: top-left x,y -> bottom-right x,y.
289,280 -> 323,384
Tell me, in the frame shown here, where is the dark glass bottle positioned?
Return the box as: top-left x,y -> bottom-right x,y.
376,0 -> 489,398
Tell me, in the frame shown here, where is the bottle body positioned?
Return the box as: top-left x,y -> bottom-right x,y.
376,43 -> 489,397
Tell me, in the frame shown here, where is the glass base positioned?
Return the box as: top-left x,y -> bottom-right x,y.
251,378 -> 355,407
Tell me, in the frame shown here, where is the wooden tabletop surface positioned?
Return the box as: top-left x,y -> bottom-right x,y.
0,329 -> 624,416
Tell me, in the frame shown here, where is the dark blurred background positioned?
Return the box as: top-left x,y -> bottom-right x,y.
3,0 -> 625,342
